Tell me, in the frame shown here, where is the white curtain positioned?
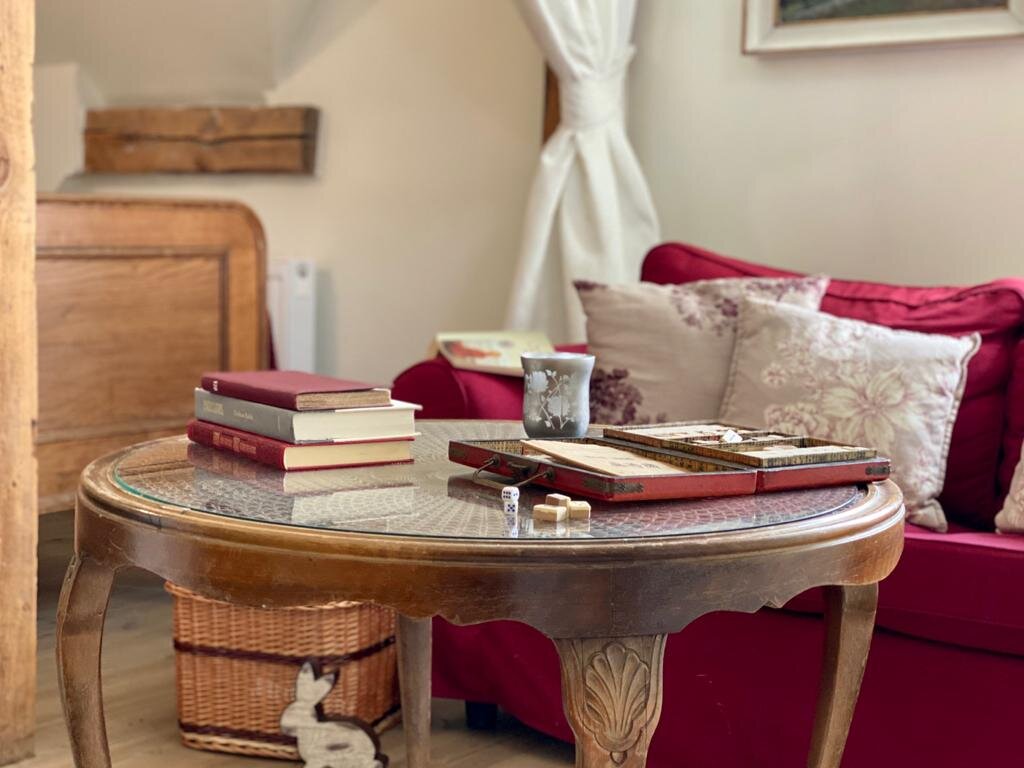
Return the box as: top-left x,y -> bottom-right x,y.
505,0 -> 660,343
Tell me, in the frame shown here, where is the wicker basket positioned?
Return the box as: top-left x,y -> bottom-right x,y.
167,583 -> 401,761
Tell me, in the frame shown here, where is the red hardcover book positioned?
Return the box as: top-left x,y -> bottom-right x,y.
200,370 -> 390,411
187,420 -> 413,471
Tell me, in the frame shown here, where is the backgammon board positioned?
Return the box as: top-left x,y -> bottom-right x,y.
448,421 -> 890,502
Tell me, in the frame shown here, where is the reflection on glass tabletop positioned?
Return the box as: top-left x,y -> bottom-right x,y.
112,420 -> 866,541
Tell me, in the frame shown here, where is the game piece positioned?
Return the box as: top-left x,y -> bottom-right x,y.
501,486 -> 520,502
567,500 -> 591,520
532,503 -> 567,522
545,493 -> 571,507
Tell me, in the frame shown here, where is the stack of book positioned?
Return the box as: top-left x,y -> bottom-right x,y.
187,370 -> 420,471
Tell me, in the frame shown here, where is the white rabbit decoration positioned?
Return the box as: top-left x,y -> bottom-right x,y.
280,662 -> 386,768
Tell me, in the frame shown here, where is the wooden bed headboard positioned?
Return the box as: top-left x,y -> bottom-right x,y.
36,195 -> 268,513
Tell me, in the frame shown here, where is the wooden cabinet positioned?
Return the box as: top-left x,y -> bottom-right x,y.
36,196 -> 269,513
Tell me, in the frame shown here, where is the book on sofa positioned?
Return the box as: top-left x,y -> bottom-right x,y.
429,331 -> 553,376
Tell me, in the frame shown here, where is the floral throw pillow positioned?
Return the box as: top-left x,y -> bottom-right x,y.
995,448 -> 1024,534
575,275 -> 829,425
720,298 -> 980,532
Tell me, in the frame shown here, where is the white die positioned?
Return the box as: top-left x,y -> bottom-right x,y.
501,486 -> 520,502
503,500 -> 519,515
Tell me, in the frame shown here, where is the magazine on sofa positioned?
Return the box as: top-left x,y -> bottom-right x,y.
429,331 -> 554,376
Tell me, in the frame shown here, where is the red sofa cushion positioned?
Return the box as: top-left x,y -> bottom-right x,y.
392,357 -> 525,420
787,522 -> 1024,656
393,344 -> 588,420
643,242 -> 1024,529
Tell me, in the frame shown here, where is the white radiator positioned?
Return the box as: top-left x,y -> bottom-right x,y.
267,259 -> 317,372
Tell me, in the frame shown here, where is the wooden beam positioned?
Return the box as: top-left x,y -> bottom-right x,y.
0,0 -> 39,763
84,106 -> 319,174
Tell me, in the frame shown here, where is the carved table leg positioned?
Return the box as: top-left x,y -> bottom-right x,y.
808,583 -> 879,768
56,553 -> 117,768
555,635 -> 667,768
397,615 -> 432,768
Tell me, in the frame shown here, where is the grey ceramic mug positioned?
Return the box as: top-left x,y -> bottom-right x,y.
521,352 -> 596,439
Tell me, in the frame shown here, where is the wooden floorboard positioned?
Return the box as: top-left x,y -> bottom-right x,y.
29,512 -> 573,767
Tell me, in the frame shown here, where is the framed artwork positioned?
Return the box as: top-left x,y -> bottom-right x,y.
743,0 -> 1024,53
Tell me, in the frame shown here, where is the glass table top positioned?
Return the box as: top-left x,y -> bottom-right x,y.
112,421 -> 866,541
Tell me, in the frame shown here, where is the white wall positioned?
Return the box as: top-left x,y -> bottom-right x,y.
630,1 -> 1024,286
36,0 -> 287,104
54,0 -> 543,383
34,63 -> 101,191
43,0 -> 1024,385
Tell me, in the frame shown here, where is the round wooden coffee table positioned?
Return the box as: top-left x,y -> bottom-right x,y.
58,421 -> 904,768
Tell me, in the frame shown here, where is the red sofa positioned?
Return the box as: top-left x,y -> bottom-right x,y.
392,243 -> 1024,767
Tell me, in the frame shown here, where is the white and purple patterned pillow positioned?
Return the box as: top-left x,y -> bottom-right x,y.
575,275 -> 830,426
995,448 -> 1024,533
720,297 -> 980,532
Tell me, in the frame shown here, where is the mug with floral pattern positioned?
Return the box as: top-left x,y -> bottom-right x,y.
521,352 -> 596,439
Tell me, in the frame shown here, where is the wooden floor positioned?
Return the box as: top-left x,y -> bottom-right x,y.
26,512 -> 573,768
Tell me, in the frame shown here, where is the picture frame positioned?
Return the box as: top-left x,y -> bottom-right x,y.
743,0 -> 1024,54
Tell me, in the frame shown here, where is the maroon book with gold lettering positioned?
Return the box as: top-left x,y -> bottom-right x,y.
201,370 -> 389,411
187,420 -> 413,470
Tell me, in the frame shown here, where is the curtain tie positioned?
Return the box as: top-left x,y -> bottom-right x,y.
558,52 -> 633,132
